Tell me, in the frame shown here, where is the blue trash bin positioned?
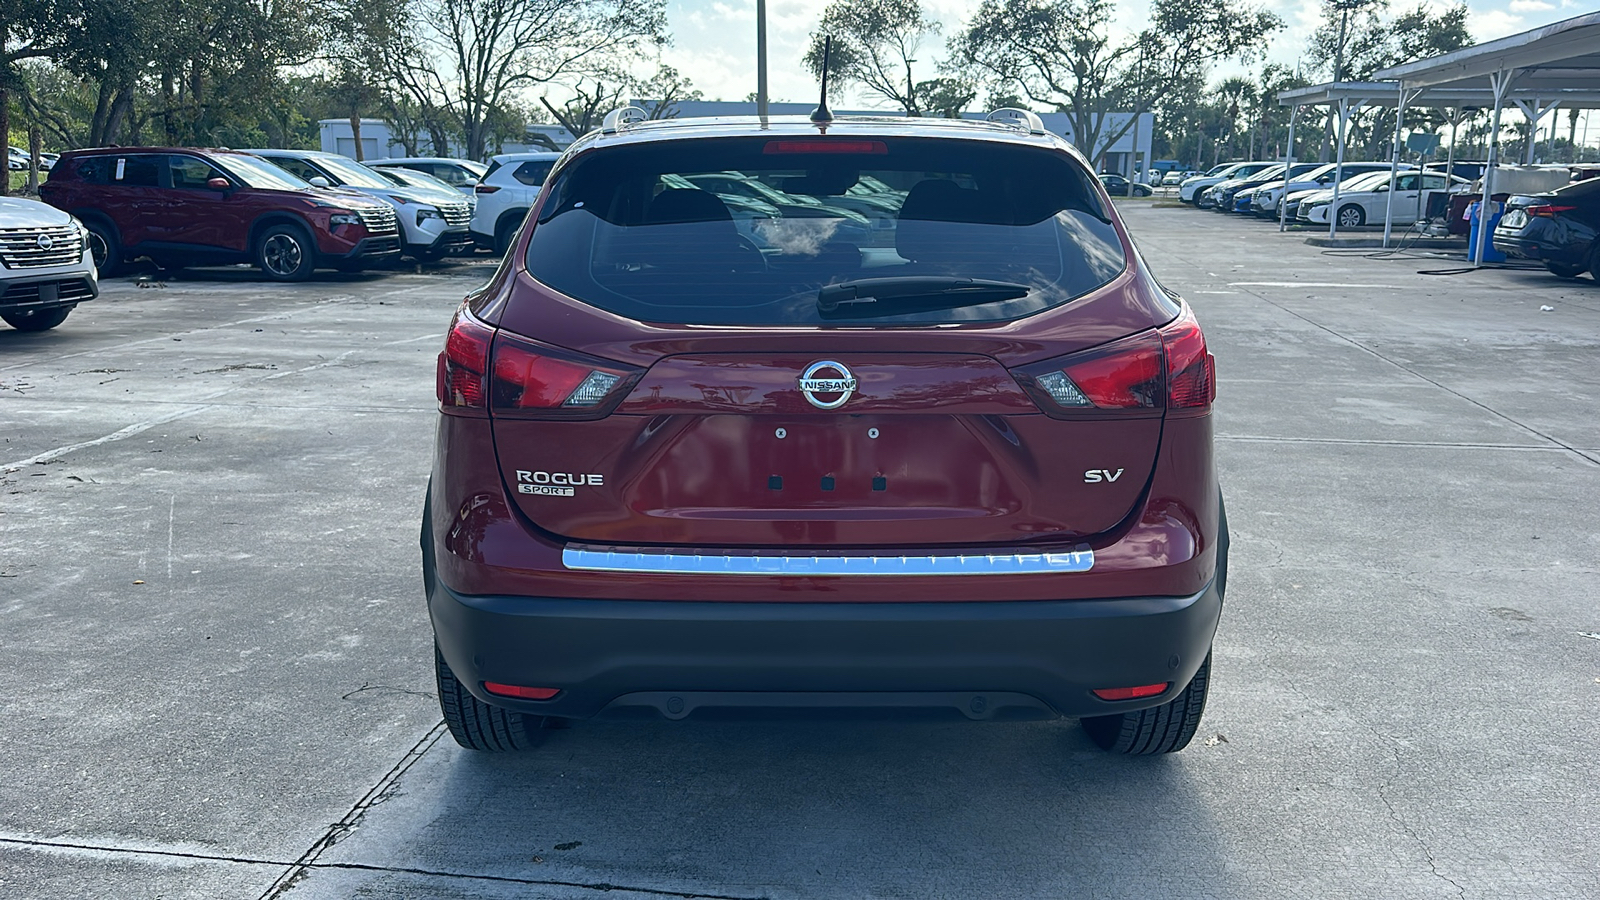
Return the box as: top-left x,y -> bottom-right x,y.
1466,202 -> 1506,263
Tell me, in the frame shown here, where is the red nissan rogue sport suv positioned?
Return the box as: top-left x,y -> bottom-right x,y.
425,110 -> 1227,755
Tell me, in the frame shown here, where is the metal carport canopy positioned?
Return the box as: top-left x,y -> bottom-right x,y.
1370,11 -> 1600,264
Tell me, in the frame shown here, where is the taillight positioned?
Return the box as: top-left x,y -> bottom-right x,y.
1158,305 -> 1216,411
474,183 -> 499,194
437,307 -> 493,410
1527,204 -> 1576,217
1013,304 -> 1215,416
487,331 -> 640,419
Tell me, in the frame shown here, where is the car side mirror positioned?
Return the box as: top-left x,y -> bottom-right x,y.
1317,175 -> 1332,183
206,177 -> 231,190
309,176 -> 330,188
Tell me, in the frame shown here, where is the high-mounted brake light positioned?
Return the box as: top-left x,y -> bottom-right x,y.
763,140 -> 888,155
1013,304 -> 1214,416
488,331 -> 640,418
437,308 -> 494,409
1527,204 -> 1575,217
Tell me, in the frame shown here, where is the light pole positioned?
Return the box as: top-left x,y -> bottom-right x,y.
905,58 -> 917,116
756,0 -> 768,118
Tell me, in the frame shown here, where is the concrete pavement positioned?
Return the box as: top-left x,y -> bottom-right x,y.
2,212 -> 1597,899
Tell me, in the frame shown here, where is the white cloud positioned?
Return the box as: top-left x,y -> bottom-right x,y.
1508,0 -> 1554,11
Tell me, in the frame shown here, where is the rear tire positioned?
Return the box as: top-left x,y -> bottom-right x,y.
493,214 -> 524,256
436,646 -> 546,751
255,223 -> 316,282
1589,244 -> 1600,281
1544,261 -> 1585,279
2,307 -> 72,331
1080,652 -> 1212,755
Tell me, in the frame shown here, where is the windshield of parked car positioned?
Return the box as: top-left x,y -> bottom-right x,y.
1338,171 -> 1397,192
371,166 -> 455,194
218,153 -> 315,191
311,155 -> 395,189
526,136 -> 1126,327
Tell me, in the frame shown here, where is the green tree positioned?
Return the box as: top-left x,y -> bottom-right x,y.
347,0 -> 668,159
803,0 -> 939,115
953,0 -> 1281,168
917,77 -> 977,118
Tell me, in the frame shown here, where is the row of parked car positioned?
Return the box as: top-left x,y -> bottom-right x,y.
0,145 -> 565,331
1175,158 -> 1600,283
1177,159 -> 1479,226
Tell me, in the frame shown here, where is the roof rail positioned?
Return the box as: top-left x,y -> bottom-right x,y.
985,108 -> 1047,136
600,106 -> 648,135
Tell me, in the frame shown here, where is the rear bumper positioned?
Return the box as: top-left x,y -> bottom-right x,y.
1493,226 -> 1584,266
428,573 -> 1224,722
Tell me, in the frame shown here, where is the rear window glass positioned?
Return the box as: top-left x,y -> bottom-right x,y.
513,161 -> 554,186
524,137 -> 1125,326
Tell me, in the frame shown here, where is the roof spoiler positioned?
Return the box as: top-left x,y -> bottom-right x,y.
985,108 -> 1047,136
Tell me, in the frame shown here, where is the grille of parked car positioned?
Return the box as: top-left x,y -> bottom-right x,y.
355,206 -> 399,235
0,226 -> 83,269
439,201 -> 472,227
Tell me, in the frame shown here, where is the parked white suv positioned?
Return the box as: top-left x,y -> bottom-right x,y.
471,152 -> 560,253
1,197 -> 98,331
246,149 -> 475,260
366,158 -> 488,195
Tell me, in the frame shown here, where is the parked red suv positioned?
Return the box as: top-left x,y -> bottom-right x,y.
40,148 -> 402,280
425,111 -> 1227,755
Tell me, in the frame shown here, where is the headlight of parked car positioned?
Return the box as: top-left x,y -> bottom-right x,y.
329,212 -> 361,227
417,208 -> 444,225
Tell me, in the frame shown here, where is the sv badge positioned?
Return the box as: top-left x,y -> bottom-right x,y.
1084,468 -> 1124,484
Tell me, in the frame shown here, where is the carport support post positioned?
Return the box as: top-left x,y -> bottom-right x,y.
1473,70 -> 1512,269
1280,104 -> 1299,232
1328,97 -> 1358,239
1382,82 -> 1406,249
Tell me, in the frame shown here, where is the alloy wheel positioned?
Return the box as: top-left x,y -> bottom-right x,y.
87,232 -> 110,269
1337,206 -> 1363,228
263,234 -> 304,276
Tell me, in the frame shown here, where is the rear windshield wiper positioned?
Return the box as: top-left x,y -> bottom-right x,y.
817,277 -> 1030,319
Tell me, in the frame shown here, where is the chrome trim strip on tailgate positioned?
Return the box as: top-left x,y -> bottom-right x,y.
562,545 -> 1094,576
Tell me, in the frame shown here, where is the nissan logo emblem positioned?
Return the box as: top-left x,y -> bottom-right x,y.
798,360 -> 857,410
37,234 -> 54,251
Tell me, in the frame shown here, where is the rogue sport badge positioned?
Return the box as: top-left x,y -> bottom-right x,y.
798,360 -> 857,409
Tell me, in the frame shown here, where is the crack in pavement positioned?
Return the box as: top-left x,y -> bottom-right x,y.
2,331 -> 441,472
1226,286 -> 1600,468
1374,746 -> 1470,900
0,834 -> 768,900
258,722 -> 448,899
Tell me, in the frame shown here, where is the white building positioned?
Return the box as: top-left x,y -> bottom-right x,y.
317,107 -> 1154,176
660,101 -> 1155,177
316,119 -> 577,161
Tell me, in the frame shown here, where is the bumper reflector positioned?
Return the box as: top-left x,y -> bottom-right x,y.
1092,683 -> 1169,701
483,682 -> 561,700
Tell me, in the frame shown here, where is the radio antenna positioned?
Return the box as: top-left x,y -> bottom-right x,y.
810,35 -> 835,124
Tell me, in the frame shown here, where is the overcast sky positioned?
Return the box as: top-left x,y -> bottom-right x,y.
656,0 -> 1593,109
